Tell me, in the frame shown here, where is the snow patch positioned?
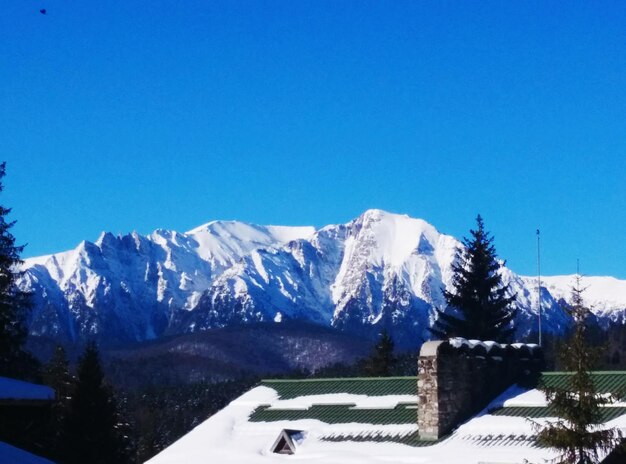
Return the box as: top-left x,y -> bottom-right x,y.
0,376 -> 55,401
0,441 -> 56,464
267,393 -> 416,410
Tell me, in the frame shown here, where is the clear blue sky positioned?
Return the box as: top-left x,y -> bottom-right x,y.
1,1 -> 625,278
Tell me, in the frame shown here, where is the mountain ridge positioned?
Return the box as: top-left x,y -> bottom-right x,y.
19,209 -> 626,348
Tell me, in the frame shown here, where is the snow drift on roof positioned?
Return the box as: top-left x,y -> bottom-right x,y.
0,441 -> 55,464
0,376 -> 55,401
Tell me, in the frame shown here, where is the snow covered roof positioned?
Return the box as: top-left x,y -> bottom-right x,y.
0,441 -> 55,464
439,372 -> 626,463
480,372 -> 626,441
0,376 -> 55,402
250,378 -> 420,445
145,374 -> 626,464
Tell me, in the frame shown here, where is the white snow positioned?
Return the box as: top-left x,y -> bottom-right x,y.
447,338 -> 540,355
0,376 -> 55,401
539,275 -> 626,313
147,378 -> 626,464
358,210 -> 439,268
331,209 -> 458,329
502,388 -> 548,407
0,441 -> 55,464
145,383 -> 566,464
146,384 -> 428,464
186,221 -> 315,263
266,393 -> 416,410
251,250 -> 270,284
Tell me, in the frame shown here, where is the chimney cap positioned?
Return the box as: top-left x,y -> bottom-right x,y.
420,340 -> 446,357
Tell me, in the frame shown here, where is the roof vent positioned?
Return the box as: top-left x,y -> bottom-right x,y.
270,429 -> 305,455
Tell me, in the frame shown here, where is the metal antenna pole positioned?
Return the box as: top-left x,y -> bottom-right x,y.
537,229 -> 542,346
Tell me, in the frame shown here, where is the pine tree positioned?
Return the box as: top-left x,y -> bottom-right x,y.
0,161 -> 34,378
535,275 -> 622,463
44,345 -> 74,403
42,345 -> 75,459
60,342 -> 132,464
363,329 -> 396,376
430,215 -> 517,343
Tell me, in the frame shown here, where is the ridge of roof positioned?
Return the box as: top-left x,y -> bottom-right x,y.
261,376 -> 417,383
541,371 -> 626,375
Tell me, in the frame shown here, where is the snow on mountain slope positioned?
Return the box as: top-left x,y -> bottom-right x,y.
186,221 -> 315,264
538,275 -> 626,321
178,222 -> 349,333
173,210 -> 576,346
330,210 -> 457,333
18,210 -> 626,347
20,222 -> 314,343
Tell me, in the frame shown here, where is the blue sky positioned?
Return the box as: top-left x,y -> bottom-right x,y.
1,1 -> 625,278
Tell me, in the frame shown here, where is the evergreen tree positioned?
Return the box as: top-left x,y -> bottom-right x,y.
363,329 -> 396,376
431,215 -> 517,342
60,342 -> 131,464
0,162 -> 33,377
535,275 -> 622,463
44,345 -> 74,403
42,345 -> 75,459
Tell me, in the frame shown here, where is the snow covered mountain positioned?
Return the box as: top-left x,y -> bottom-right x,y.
21,222 -> 314,344
18,209 -> 626,347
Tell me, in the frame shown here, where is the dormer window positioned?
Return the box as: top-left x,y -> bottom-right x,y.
270,429 -> 305,455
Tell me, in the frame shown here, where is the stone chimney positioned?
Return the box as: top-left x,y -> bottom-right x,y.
417,338 -> 544,440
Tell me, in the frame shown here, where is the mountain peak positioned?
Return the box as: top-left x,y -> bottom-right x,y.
358,208 -> 408,221
350,209 -> 445,267
185,219 -> 234,235
95,231 -> 117,247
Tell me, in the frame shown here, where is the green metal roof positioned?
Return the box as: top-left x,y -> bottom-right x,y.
251,377 -> 423,445
253,372 -> 626,446
259,372 -> 626,401
491,372 -> 626,422
492,406 -> 626,422
259,377 -> 417,399
539,372 -> 626,397
322,431 -> 436,446
249,403 -> 417,425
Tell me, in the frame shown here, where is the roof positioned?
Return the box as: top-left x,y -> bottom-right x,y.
461,371 -> 626,460
146,373 -> 626,464
0,441 -> 56,464
540,371 -> 626,397
251,402 -> 417,426
492,406 -> 626,421
254,377 -> 419,445
489,371 -> 626,436
259,377 -> 417,398
490,371 -> 626,419
0,376 -> 55,402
